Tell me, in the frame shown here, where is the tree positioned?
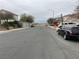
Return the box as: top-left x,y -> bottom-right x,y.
20,14 -> 34,23
47,18 -> 55,25
75,0 -> 79,18
75,5 -> 79,13
20,14 -> 27,22
26,15 -> 34,23
20,14 -> 34,27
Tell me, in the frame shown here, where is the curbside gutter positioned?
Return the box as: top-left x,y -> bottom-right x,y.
0,28 -> 25,34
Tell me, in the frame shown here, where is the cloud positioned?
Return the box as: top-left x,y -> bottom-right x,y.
0,0 -> 77,23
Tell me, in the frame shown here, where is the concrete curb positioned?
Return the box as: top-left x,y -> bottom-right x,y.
48,26 -> 58,30
0,28 -> 25,34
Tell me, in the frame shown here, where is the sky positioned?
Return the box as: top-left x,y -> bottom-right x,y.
0,0 -> 78,23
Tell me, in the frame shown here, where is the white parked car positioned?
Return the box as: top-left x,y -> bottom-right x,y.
58,22 -> 76,28
57,22 -> 77,31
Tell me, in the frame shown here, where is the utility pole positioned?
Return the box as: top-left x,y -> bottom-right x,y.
61,14 -> 63,26
53,10 -> 54,18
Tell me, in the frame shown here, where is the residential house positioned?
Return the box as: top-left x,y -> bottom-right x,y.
63,13 -> 79,24
56,13 -> 79,25
0,9 -> 18,24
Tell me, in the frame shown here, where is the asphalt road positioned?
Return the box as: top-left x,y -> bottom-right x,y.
0,27 -> 79,59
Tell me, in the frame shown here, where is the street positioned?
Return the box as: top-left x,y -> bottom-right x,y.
0,27 -> 79,59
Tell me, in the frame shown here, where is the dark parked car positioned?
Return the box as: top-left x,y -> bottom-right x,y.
57,26 -> 79,40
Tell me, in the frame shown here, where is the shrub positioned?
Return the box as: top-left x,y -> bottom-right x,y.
2,21 -> 22,29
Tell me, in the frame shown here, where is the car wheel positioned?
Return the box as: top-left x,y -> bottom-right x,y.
64,34 -> 70,40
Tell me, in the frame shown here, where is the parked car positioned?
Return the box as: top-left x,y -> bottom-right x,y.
57,26 -> 79,40
58,22 -> 76,28
31,24 -> 35,27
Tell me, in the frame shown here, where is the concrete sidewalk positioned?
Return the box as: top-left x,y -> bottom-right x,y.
48,26 -> 59,30
0,28 -> 25,34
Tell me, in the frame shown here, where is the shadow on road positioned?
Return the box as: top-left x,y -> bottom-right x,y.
67,38 -> 79,43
